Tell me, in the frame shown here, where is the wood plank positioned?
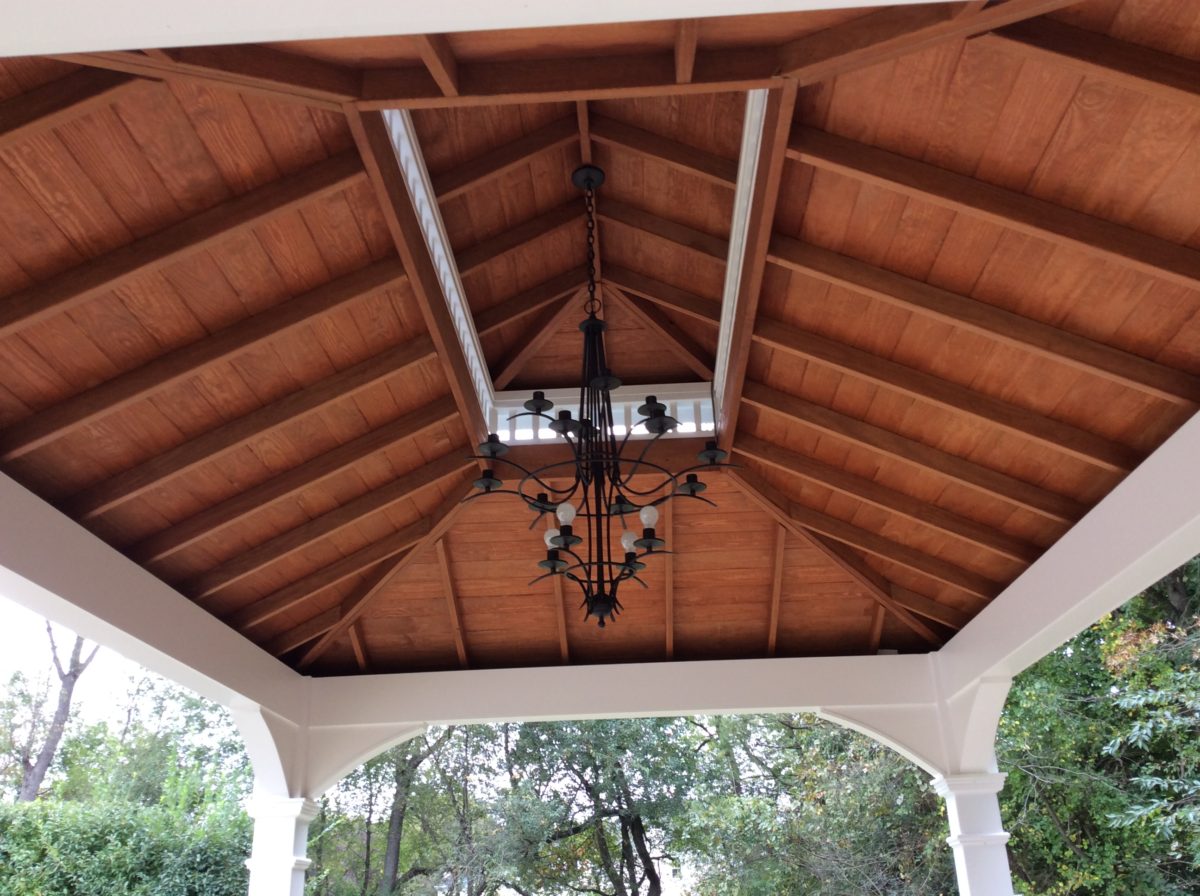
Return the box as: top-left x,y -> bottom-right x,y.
675,20 -> 700,84
0,150 -> 365,339
716,83 -> 798,453
867,604 -> 885,652
348,621 -> 369,672
576,100 -> 592,165
600,199 -> 728,261
492,293 -> 580,389
752,316 -> 1141,473
742,381 -> 1085,525
416,35 -> 460,97
130,400 -> 453,565
729,469 -> 943,645
187,450 -> 472,601
265,606 -> 340,657
736,433 -> 1040,563
229,521 -> 434,632
68,335 -> 436,519
0,259 -> 407,461
60,47 -> 359,109
298,481 -> 471,669
776,0 -> 1081,84
474,267 -> 586,337
432,117 -> 577,202
436,539 -> 469,667
766,524 -> 785,656
980,18 -> 1200,111
790,126 -> 1200,293
768,237 -> 1200,406
605,264 -> 723,325
607,287 -> 715,380
589,115 -> 737,188
455,200 -> 579,274
0,68 -> 141,153
346,108 -> 488,447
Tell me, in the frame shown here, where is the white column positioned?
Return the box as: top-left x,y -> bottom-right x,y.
246,795 -> 318,896
933,773 -> 1016,896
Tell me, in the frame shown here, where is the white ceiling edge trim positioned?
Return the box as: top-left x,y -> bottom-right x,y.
1,0 -> 940,58
381,108 -> 495,423
0,471 -> 305,720
712,89 -> 770,432
936,408 -> 1200,701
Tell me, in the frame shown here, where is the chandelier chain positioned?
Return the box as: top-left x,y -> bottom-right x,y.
584,181 -> 600,316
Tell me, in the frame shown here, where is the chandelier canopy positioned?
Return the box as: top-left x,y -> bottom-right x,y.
469,165 -> 729,627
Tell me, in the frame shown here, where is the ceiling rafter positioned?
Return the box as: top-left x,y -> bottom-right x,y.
264,606 -> 341,657
742,381 -> 1084,526
473,268 -> 588,338
675,20 -> 700,84
729,469 -> 943,645
790,126 -> 1200,293
67,335 -> 437,520
768,237 -> 1200,406
980,17 -> 1200,111
345,108 -> 489,449
435,538 -> 469,667
0,259 -> 407,462
432,117 -> 578,202
416,35 -> 461,97
130,401 -> 454,566
491,291 -> 583,390
736,433 -> 1041,564
607,287 -> 715,381
589,115 -> 737,188
455,201 -> 580,274
891,586 -> 971,630
576,100 -> 593,164
186,450 -> 473,602
867,604 -> 886,652
348,622 -> 370,672
600,199 -> 729,261
0,67 -> 142,153
229,520 -> 436,633
766,523 -> 785,657
0,150 -> 364,340
298,480 -> 473,669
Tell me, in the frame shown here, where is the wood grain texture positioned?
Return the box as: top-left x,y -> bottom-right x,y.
416,35 -> 460,97
0,68 -> 142,152
432,117 -> 577,201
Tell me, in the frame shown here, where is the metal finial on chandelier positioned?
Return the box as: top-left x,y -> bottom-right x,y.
467,164 -> 730,627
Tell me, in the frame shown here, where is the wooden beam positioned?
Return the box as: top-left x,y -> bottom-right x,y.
473,267 -> 587,337
576,100 -> 592,164
264,607 -> 341,657
776,0 -> 1081,84
743,381 -> 1085,525
752,316 -> 1140,473
346,108 -> 488,447
60,47 -> 359,110
605,265 -> 723,326
491,293 -> 580,390
607,287 -> 715,380
729,469 -> 943,645
432,117 -> 577,202
868,604 -> 886,652
664,501 -> 675,660
790,126 -> 1200,293
348,621 -> 370,672
359,47 -> 780,109
187,450 -> 472,601
890,586 -> 971,630
0,259 -> 405,462
589,115 -> 737,188
980,18 -> 1200,111
600,200 -> 728,261
416,35 -> 460,97
0,68 -> 141,153
455,201 -> 580,274
435,539 -> 469,668
715,83 -> 798,453
766,524 -> 785,657
0,150 -> 364,340
230,524 -> 431,632
131,401 -> 452,565
675,20 -> 700,84
299,480 -> 471,669
768,237 -> 1200,406
68,335 -> 435,520
736,434 -> 1040,563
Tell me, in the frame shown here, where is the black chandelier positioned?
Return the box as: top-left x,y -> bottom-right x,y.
468,164 -> 729,627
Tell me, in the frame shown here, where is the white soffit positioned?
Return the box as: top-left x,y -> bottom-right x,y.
2,0 -> 935,57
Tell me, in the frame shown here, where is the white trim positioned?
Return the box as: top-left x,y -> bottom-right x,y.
1,1 -> 932,58
712,89 -> 770,431
380,109 -> 495,424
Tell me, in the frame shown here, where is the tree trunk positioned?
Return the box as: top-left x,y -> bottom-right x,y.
18,629 -> 97,802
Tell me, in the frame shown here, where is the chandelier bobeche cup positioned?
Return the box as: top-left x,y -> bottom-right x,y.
468,164 -> 729,627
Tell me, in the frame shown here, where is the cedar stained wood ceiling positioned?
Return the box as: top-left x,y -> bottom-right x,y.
0,0 -> 1197,675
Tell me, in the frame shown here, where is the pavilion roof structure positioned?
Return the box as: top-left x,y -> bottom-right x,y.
0,0 -> 1197,676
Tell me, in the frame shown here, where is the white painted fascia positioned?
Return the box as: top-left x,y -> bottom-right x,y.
2,1 -> 944,58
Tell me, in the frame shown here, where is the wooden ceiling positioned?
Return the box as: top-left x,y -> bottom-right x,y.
0,0 -> 1197,675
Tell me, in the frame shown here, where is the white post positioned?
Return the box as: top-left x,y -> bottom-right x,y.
246,795 -> 318,896
933,773 -> 1016,896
